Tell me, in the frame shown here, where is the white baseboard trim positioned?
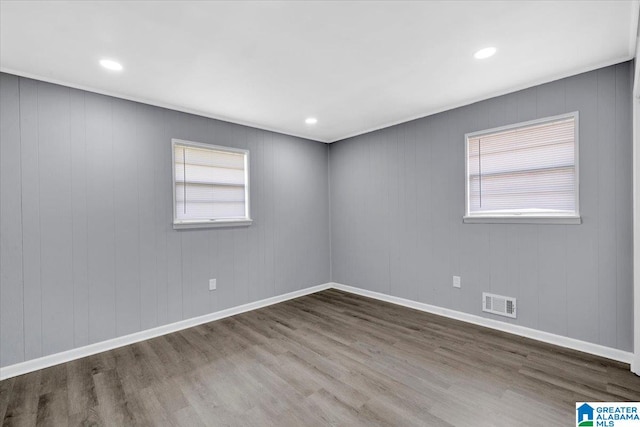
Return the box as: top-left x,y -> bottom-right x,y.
330,282 -> 634,365
632,356 -> 640,376
1,281 -> 633,380
0,283 -> 332,381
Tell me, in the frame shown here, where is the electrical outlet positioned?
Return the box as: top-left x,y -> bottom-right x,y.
453,276 -> 461,288
209,278 -> 217,291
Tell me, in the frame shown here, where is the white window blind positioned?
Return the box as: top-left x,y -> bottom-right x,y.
172,139 -> 251,228
465,112 -> 579,223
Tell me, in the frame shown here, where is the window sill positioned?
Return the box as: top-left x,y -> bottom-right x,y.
463,216 -> 581,225
173,219 -> 253,230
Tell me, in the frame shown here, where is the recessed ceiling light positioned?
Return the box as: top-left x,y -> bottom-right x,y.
305,117 -> 318,125
99,59 -> 123,71
474,47 -> 497,60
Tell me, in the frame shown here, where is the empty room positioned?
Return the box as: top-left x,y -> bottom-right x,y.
1,1 -> 640,426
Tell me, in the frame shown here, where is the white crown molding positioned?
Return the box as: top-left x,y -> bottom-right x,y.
0,67 -> 331,144
2,56 -> 633,145
331,56 -> 633,143
330,283 -> 634,365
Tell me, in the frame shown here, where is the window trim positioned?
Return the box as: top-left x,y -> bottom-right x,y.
171,138 -> 252,230
463,111 -> 581,225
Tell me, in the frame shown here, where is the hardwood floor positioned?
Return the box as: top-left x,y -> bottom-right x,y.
1,289 -> 639,426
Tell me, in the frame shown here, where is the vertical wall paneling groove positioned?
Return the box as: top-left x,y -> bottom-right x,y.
615,63 -> 634,350
0,73 -> 330,368
86,92 -> 117,344
415,118 -> 432,305
246,128 -> 259,301
565,70 -> 598,345
113,98 -> 141,337
18,77 -> 41,360
233,125 -> 249,308
70,87 -> 89,348
39,81 -> 74,355
165,111 -> 182,324
329,62 -> 634,352
215,121 -> 233,311
535,78 -> 569,337
0,73 -> 25,367
138,104 -> 160,331
597,66 -> 618,349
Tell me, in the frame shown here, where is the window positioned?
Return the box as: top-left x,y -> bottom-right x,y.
464,112 -> 580,224
172,139 -> 251,229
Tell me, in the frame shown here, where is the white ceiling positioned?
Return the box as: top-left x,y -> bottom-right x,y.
1,1 -> 638,143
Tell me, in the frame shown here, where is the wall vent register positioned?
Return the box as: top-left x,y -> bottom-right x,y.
482,292 -> 517,318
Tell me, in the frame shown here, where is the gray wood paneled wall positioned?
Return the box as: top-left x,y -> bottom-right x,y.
0,73 -> 330,368
329,61 -> 634,352
0,60 -> 634,368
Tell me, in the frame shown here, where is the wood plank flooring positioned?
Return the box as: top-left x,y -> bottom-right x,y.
1,289 -> 639,426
